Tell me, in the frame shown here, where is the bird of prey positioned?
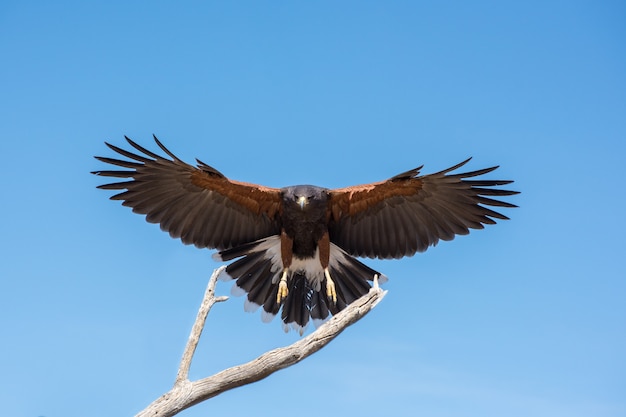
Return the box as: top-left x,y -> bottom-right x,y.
93,136 -> 518,333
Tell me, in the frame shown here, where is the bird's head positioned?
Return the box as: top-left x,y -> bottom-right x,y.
282,185 -> 328,211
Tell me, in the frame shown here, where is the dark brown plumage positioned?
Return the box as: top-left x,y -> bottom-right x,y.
93,136 -> 518,333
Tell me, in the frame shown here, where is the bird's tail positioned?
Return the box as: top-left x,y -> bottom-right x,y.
214,235 -> 387,334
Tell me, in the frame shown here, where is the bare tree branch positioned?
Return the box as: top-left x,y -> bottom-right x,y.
175,265 -> 228,385
135,268 -> 387,417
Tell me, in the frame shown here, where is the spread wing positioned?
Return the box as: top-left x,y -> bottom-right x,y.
92,136 -> 282,250
328,158 -> 518,259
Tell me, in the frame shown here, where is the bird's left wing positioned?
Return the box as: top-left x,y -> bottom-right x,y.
93,136 -> 282,250
328,158 -> 518,259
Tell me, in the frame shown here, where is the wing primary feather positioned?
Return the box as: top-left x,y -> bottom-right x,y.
124,136 -> 163,160
93,156 -> 143,169
96,181 -> 134,190
475,196 -> 518,208
91,170 -> 135,178
470,187 -> 520,196
463,179 -> 515,187
479,206 -> 511,221
152,135 -> 183,162
429,158 -> 472,176
448,165 -> 498,179
104,142 -> 152,163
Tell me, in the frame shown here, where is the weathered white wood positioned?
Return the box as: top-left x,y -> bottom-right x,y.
135,268 -> 387,417
175,265 -> 228,385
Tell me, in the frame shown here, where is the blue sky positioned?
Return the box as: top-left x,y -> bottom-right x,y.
1,1 -> 624,416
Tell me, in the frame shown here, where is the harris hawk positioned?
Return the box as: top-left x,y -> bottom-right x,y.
93,136 -> 518,333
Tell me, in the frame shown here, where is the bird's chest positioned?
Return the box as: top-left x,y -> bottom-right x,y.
282,210 -> 327,257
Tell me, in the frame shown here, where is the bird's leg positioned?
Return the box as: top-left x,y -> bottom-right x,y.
318,232 -> 336,303
277,268 -> 289,303
323,268 -> 337,303
277,230 -> 294,304
373,273 -> 379,290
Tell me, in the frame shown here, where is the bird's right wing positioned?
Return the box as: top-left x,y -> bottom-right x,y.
92,136 -> 282,250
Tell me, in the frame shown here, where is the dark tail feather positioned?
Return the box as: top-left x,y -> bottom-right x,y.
281,274 -> 312,333
324,257 -> 376,315
217,236 -> 283,320
309,290 -> 330,327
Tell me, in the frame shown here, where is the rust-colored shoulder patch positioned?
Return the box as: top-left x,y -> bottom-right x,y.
328,178 -> 424,220
190,171 -> 282,219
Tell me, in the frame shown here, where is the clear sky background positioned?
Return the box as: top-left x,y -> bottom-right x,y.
1,2 -> 624,416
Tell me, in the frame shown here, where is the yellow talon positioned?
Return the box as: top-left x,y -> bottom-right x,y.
324,268 -> 337,303
277,269 -> 289,303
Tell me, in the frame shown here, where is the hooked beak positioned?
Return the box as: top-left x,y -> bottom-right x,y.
297,196 -> 308,210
